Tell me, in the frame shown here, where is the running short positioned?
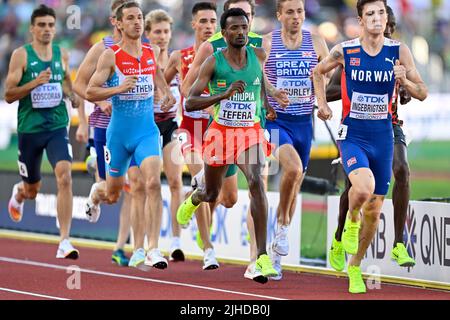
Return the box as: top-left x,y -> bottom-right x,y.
338,128 -> 394,196
178,116 -> 209,157
202,121 -> 271,167
18,127 -> 72,184
157,118 -> 179,149
265,112 -> 313,172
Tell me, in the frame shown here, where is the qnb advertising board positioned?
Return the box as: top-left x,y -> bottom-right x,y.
0,184 -> 301,265
327,196 -> 450,284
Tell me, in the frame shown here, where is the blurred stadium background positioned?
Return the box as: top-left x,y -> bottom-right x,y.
0,0 -> 449,264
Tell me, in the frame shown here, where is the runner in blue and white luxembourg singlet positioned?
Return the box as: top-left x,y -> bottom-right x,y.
265,29 -> 318,172
338,37 -> 400,195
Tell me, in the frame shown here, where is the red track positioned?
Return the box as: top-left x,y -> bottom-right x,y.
0,238 -> 448,300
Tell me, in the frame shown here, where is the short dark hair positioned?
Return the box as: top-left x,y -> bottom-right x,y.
356,0 -> 387,17
224,0 -> 255,16
220,8 -> 249,30
192,2 -> 217,16
31,4 -> 56,25
116,1 -> 141,21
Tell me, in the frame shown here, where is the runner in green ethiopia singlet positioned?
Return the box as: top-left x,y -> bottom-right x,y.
209,46 -> 263,128
17,43 -> 68,133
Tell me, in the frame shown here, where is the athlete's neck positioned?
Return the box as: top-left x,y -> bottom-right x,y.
31,41 -> 52,61
119,38 -> 142,58
224,46 -> 247,69
194,35 -> 204,52
360,32 -> 385,56
281,28 -> 303,50
112,27 -> 122,43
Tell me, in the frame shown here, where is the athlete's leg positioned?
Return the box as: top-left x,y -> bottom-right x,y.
128,166 -> 146,250
192,164 -> 229,205
54,160 -> 73,240
336,177 -> 351,241
392,142 -> 410,245
114,192 -> 131,251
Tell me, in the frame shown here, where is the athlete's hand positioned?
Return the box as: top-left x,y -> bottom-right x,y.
96,100 -> 112,116
399,85 -> 412,105
225,80 -> 246,99
161,91 -> 177,112
119,76 -> 138,93
273,89 -> 290,109
154,88 -> 163,105
265,104 -> 277,121
394,60 -> 407,85
76,122 -> 89,144
34,68 -> 52,87
318,103 -> 333,121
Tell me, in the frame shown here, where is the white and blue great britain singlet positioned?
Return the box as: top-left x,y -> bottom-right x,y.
265,29 -> 318,115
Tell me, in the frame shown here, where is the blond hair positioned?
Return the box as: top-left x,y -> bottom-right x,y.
144,9 -> 173,32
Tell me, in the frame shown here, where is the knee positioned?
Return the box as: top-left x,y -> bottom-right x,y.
145,177 -> 161,195
130,177 -> 145,197
248,175 -> 264,195
167,175 -> 183,191
393,161 -> 410,184
284,163 -> 303,182
221,191 -> 238,208
203,188 -> 220,204
363,208 -> 381,223
353,189 -> 372,206
56,171 -> 72,190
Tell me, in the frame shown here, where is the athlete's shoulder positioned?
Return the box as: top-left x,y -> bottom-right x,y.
248,31 -> 262,39
384,37 -> 401,47
341,37 -> 361,48
208,32 -> 223,42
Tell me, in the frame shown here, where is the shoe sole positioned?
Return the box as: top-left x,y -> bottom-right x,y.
203,264 -> 219,271
252,275 -> 268,284
112,258 -> 129,267
152,261 -> 168,270
391,257 -> 415,267
131,261 -> 151,271
57,251 -> 79,260
170,249 -> 185,262
349,289 -> 367,294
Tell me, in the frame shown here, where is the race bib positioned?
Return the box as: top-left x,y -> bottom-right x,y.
350,91 -> 389,120
31,83 -> 63,109
118,74 -> 154,101
217,99 -> 256,128
276,77 -> 312,104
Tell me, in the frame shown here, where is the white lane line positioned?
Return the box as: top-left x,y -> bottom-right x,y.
0,257 -> 287,300
0,287 -> 70,300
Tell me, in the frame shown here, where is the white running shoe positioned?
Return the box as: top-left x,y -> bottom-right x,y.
8,183 -> 24,223
170,237 -> 185,262
244,262 -> 268,284
128,248 -> 148,270
203,248 -> 219,270
85,183 -> 101,223
272,225 -> 289,256
144,249 -> 168,269
56,239 -> 79,259
269,245 -> 282,281
191,168 -> 205,191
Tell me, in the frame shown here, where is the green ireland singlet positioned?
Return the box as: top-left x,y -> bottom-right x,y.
17,44 -> 68,133
210,46 -> 263,128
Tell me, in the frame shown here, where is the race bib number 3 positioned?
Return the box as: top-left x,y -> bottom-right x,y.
118,74 -> 154,101
217,99 -> 256,128
350,91 -> 389,120
276,77 -> 312,104
31,83 -> 63,109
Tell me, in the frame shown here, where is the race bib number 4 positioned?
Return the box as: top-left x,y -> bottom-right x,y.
217,99 -> 256,127
118,74 -> 154,101
276,77 -> 312,104
31,83 -> 63,109
350,91 -> 389,120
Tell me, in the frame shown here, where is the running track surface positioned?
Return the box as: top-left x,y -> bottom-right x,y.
0,238 -> 449,300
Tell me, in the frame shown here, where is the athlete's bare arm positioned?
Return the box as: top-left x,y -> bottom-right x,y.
313,44 -> 344,121
155,62 -> 177,111
164,50 -> 181,84
326,65 -> 343,102
396,44 -> 428,101
312,33 -> 332,81
86,49 -> 136,102
61,48 -> 81,109
4,48 -> 50,103
254,47 -> 276,120
181,40 -> 213,98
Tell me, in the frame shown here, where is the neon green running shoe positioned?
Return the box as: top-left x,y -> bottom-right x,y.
329,236 -> 345,272
177,194 -> 200,228
342,217 -> 360,255
391,243 -> 416,267
348,265 -> 366,294
256,254 -> 278,278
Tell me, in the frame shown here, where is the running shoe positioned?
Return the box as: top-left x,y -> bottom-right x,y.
56,239 -> 79,259
145,249 -> 168,269
342,217 -> 360,255
391,243 -> 416,267
203,248 -> 219,270
8,183 -> 24,223
170,237 -> 185,262
268,245 -> 282,281
128,248 -> 146,269
255,254 -> 278,278
112,249 -> 130,267
244,262 -> 268,284
176,194 -> 199,228
348,265 -> 366,294
85,182 -> 101,223
272,224 -> 289,256
329,236 -> 345,272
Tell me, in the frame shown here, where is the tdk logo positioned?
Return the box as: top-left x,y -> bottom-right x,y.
225,102 -> 252,110
358,95 -> 386,104
137,76 -> 150,83
282,79 -> 309,87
